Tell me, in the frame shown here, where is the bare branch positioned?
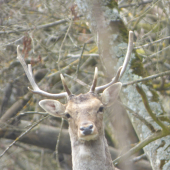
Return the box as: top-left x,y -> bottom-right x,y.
67,53 -> 99,58
0,19 -> 68,35
123,70 -> 170,86
0,93 -> 33,122
76,43 -> 86,77
119,0 -> 153,9
134,35 -> 170,50
0,115 -> 49,158
113,129 -> 169,165
124,105 -> 156,133
57,17 -> 73,71
136,85 -> 169,131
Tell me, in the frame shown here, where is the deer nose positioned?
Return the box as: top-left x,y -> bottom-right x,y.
80,124 -> 93,135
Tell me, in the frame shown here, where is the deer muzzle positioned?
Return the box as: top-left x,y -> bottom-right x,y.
78,122 -> 98,141
80,124 -> 93,135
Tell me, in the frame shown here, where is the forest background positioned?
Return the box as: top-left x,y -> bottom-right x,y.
1,0 -> 170,170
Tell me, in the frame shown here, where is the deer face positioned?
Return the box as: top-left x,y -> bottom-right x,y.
39,82 -> 122,141
65,93 -> 104,141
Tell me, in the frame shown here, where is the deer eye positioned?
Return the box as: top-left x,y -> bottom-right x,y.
65,113 -> 71,119
98,106 -> 104,113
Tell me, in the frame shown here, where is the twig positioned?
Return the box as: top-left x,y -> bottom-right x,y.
0,92 -> 33,122
133,154 -> 147,162
55,118 -> 64,169
64,62 -> 170,90
68,34 -> 78,47
80,56 -> 96,70
134,36 -> 170,50
124,105 -> 156,132
0,111 -> 48,129
157,115 -> 170,123
40,149 -> 44,170
47,59 -> 79,77
119,0 -> 153,9
0,36 -> 24,47
0,115 -> 49,158
113,129 -> 169,165
136,85 -> 168,131
29,32 -> 35,54
0,19 -> 68,35
67,53 -> 99,58
14,143 -> 52,154
64,73 -> 90,89
57,17 -> 73,71
18,111 -> 48,116
131,0 -> 159,30
76,43 -> 86,78
143,45 -> 170,62
123,70 -> 170,86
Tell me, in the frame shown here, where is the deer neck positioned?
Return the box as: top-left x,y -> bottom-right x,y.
69,128 -> 114,170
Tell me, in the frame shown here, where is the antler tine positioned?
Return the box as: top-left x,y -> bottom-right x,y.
95,31 -> 133,93
119,31 -> 133,79
17,45 -> 67,99
60,74 -> 72,96
89,67 -> 98,93
95,66 -> 122,93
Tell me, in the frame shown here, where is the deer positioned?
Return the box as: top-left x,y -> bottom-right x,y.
16,31 -> 133,170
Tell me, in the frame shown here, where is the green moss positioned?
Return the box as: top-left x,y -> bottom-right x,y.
105,129 -> 115,147
118,20 -> 128,43
163,82 -> 170,89
136,23 -> 164,33
149,87 -> 159,102
131,51 -> 146,77
106,0 -> 118,9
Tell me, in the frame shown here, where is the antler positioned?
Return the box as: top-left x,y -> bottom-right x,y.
17,45 -> 67,99
60,74 -> 72,96
17,31 -> 133,97
89,67 -> 98,93
95,31 -> 134,93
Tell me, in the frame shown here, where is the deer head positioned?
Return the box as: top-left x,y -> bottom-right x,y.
38,68 -> 122,141
17,31 -> 133,170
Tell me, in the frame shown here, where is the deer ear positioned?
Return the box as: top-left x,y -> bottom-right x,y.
39,99 -> 66,117
101,82 -> 122,106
